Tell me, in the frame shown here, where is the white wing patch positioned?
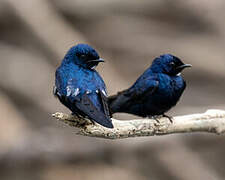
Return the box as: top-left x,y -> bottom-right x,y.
86,90 -> 92,94
66,86 -> 72,96
73,88 -> 80,96
101,89 -> 107,96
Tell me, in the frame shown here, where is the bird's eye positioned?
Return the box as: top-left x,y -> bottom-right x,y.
170,62 -> 175,66
80,54 -> 86,60
80,54 -> 86,59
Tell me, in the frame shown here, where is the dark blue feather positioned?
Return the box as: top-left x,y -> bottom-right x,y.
54,44 -> 113,128
109,54 -> 191,118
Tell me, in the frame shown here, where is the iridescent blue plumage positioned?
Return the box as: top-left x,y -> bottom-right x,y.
54,44 -> 113,128
109,54 -> 191,121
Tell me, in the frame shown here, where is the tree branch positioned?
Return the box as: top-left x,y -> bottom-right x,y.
52,109 -> 225,139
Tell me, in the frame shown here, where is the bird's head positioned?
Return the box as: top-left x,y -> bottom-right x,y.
63,44 -> 104,69
151,54 -> 191,76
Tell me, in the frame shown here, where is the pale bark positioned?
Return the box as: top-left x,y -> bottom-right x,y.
52,109 -> 225,139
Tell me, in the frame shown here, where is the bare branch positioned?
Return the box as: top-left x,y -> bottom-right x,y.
52,109 -> 225,139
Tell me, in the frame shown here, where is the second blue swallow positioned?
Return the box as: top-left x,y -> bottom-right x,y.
108,54 -> 191,122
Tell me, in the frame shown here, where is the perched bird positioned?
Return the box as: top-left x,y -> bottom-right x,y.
108,54 -> 191,122
54,44 -> 113,128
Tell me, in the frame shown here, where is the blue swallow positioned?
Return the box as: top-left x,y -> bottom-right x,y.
54,44 -> 113,128
109,54 -> 191,122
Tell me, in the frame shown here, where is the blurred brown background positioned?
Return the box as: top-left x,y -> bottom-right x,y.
0,0 -> 225,180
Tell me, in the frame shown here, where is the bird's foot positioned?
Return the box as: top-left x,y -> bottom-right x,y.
162,114 -> 173,123
149,116 -> 161,123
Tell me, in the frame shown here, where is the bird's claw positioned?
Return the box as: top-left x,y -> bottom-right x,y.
162,114 -> 173,123
149,116 -> 160,123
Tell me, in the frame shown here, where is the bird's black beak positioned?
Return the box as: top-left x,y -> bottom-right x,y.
176,64 -> 192,71
97,58 -> 105,62
87,58 -> 105,63
86,58 -> 105,69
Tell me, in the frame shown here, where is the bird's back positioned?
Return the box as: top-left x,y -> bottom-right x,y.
109,73 -> 186,117
56,64 -> 105,110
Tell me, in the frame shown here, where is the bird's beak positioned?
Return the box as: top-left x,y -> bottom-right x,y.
87,58 -> 105,63
97,58 -> 105,62
176,64 -> 192,71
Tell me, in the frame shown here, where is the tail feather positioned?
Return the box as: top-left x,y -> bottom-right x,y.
108,90 -> 130,114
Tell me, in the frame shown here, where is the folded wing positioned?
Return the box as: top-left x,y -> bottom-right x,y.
75,92 -> 113,128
